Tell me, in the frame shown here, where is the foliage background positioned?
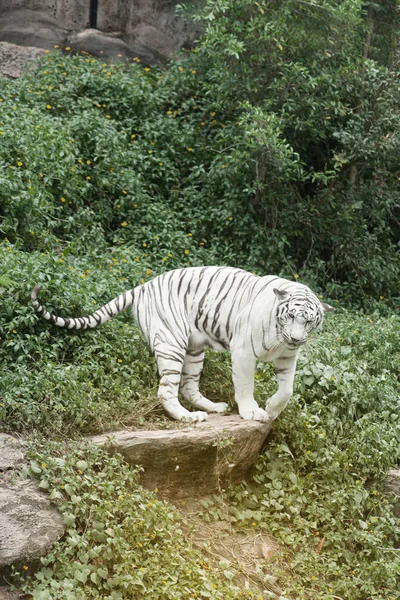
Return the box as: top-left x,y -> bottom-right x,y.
0,0 -> 399,598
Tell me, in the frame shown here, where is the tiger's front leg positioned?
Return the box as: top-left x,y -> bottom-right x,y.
231,349 -> 269,422
264,355 -> 298,420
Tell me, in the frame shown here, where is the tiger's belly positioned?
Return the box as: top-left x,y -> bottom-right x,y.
189,331 -> 229,352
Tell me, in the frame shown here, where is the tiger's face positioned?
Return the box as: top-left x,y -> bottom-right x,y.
274,289 -> 333,349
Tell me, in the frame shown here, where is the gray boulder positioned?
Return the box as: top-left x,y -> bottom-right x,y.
0,41 -> 46,79
0,435 -> 64,579
91,414 -> 272,497
68,29 -> 130,61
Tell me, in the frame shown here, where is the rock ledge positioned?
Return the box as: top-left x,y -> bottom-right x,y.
91,414 -> 272,497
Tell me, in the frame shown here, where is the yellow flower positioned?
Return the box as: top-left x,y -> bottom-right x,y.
331,375 -> 335,381
65,47 -> 70,51
187,147 -> 193,152
294,274 -> 299,279
105,114 -> 111,119
131,134 -> 136,139
144,67 -> 150,72
184,249 -> 189,255
121,221 -> 128,227
251,522 -> 256,527
17,161 -> 23,167
117,359 -> 123,363
41,463 -> 47,468
23,565 -> 29,570
86,160 -> 91,165
54,45 -> 59,49
191,70 -> 197,74
228,216 -> 233,221
61,197 -> 66,202
86,176 -> 91,180
143,242 -> 147,247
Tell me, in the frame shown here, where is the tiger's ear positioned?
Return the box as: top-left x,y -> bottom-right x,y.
273,288 -> 289,301
321,302 -> 335,313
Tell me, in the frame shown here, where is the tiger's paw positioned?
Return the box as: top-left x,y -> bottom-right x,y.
182,410 -> 208,422
239,406 -> 270,423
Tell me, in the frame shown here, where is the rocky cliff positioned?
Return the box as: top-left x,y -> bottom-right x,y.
0,0 -> 201,66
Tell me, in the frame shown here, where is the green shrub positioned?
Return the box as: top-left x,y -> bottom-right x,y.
17,441 -> 254,599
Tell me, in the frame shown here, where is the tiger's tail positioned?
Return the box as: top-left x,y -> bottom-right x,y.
31,285 -> 135,330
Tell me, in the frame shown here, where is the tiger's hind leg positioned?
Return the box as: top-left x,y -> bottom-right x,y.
180,348 -> 228,414
155,341 -> 208,422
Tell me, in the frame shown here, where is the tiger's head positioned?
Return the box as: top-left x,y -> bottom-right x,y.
274,288 -> 334,349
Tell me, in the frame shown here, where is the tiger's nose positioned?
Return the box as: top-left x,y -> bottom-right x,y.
291,336 -> 301,343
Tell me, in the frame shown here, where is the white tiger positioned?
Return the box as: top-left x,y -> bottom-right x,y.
31,266 -> 334,423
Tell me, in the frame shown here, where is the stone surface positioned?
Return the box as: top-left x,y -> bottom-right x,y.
0,0 -> 201,66
68,29 -> 130,60
0,435 -> 64,580
91,414 -> 272,497
0,434 -> 26,471
383,469 -> 400,516
0,476 -> 65,576
0,587 -> 30,600
0,41 -> 46,79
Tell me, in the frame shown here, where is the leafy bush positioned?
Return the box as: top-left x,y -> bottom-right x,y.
17,441 -> 254,599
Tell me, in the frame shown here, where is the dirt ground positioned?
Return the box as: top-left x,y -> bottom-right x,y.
176,497 -> 287,599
